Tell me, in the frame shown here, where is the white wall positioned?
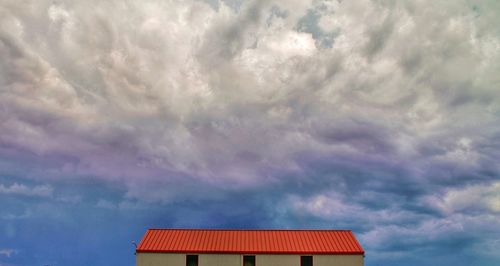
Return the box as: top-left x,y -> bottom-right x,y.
200,254 -> 240,266
256,254 -> 300,266
136,253 -> 184,266
137,253 -> 363,266
313,254 -> 364,266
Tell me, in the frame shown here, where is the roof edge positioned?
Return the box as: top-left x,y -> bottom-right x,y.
146,228 -> 354,232
348,231 -> 365,253
136,250 -> 365,255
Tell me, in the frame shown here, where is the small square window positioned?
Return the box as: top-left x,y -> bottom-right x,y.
301,256 -> 313,266
243,255 -> 255,266
187,255 -> 198,266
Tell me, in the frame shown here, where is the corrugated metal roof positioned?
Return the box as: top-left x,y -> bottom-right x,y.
137,229 -> 364,255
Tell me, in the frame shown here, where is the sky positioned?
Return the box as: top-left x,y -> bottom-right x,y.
0,0 -> 499,265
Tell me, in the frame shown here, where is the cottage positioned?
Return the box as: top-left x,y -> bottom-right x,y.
136,229 -> 364,266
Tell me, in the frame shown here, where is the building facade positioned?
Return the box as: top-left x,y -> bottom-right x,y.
136,229 -> 364,266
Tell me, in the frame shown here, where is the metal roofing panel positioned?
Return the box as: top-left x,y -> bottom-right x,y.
137,229 -> 364,255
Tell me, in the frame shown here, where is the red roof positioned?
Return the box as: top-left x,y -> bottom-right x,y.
137,229 -> 364,255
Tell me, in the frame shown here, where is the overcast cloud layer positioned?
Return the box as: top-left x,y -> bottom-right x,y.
1,0 -> 499,265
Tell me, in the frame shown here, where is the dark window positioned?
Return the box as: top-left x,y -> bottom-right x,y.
301,256 -> 313,266
186,255 -> 198,266
243,255 -> 255,266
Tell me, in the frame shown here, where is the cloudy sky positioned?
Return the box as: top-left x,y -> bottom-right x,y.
1,0 -> 499,265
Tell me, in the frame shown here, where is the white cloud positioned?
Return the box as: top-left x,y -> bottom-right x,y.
1,209 -> 31,220
286,185 -> 500,261
0,183 -> 53,197
424,181 -> 500,214
359,211 -> 500,259
287,190 -> 430,226
0,249 -> 18,258
289,193 -> 362,219
0,0 -> 498,202
96,198 -> 147,210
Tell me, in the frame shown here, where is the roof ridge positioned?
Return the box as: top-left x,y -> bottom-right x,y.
147,228 -> 353,231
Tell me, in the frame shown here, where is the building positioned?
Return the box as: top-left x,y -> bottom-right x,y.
136,229 -> 364,266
